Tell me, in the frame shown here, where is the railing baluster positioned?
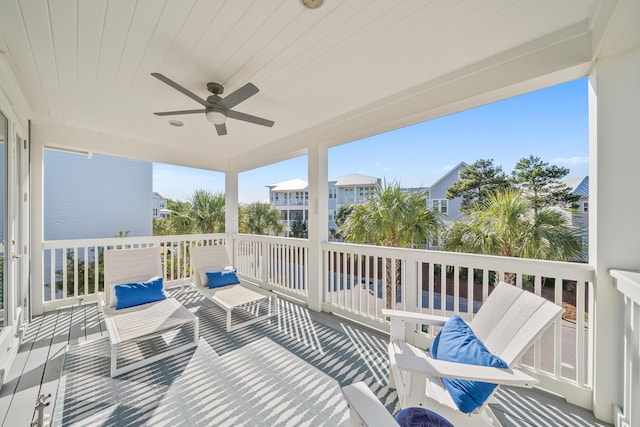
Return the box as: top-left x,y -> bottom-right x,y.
534,274 -> 542,371
576,280 -> 586,386
467,266 -> 473,318
62,249 -> 68,299
440,264 -> 446,317
554,275 -> 563,378
428,262 -> 434,315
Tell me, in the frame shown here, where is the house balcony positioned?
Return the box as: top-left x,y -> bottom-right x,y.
0,1 -> 639,425
1,232 -> 634,425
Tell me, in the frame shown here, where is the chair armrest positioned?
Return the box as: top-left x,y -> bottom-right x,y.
382,309 -> 449,326
395,354 -> 538,388
382,308 -> 449,326
342,382 -> 399,427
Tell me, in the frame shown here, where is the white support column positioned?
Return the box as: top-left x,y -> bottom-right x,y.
589,47 -> 640,423
225,171 -> 239,262
225,171 -> 239,235
30,138 -> 44,316
307,146 -> 328,312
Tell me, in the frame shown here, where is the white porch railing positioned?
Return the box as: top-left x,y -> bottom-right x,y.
321,241 -> 595,408
231,234 -> 309,301
40,233 -> 596,408
610,269 -> 640,427
41,234 -> 226,310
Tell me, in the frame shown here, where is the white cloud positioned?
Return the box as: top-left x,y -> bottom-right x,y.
552,156 -> 589,165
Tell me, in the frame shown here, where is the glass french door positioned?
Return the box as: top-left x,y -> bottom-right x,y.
0,109 -> 29,330
0,110 -> 7,329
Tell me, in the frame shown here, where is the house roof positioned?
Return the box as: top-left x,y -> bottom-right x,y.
564,176 -> 589,198
0,1 -> 628,174
331,174 -> 380,187
429,162 -> 469,190
267,178 -> 308,192
152,192 -> 166,199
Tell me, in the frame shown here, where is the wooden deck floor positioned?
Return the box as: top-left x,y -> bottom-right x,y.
0,290 -> 609,427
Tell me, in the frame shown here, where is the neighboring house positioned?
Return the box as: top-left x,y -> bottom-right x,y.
267,174 -> 380,235
152,192 -> 171,219
267,178 -> 309,234
564,176 -> 589,260
44,149 -> 153,239
426,162 -> 468,221
330,174 -> 381,229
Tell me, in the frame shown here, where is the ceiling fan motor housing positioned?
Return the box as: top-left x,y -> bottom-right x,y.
207,82 -> 224,95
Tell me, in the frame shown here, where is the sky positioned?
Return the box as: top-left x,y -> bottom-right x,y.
153,78 -> 589,203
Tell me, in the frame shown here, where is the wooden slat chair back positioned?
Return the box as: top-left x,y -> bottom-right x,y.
190,245 -> 232,285
104,246 -> 162,306
469,282 -> 563,366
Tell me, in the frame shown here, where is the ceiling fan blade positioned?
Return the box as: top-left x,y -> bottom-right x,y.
217,83 -> 259,109
153,109 -> 206,116
215,123 -> 227,136
227,110 -> 274,127
151,73 -> 210,107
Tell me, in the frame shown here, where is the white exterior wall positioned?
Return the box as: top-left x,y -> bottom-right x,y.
44,150 -> 152,240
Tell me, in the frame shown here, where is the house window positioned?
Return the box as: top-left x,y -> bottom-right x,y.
432,199 -> 448,214
583,202 -> 588,212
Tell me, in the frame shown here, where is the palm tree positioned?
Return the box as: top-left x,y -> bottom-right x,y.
240,202 -> 284,235
445,189 -> 582,282
189,190 -> 225,233
339,182 -> 443,308
290,214 -> 308,238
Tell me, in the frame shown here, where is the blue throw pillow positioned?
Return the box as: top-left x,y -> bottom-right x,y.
114,277 -> 166,310
431,315 -> 507,414
395,407 -> 454,427
206,269 -> 240,288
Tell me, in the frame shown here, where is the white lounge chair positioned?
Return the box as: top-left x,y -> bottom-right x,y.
384,281 -> 564,426
101,246 -> 199,377
190,245 -> 277,332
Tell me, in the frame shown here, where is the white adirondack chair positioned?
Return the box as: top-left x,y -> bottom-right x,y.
101,246 -> 199,377
384,281 -> 564,426
342,382 -> 400,427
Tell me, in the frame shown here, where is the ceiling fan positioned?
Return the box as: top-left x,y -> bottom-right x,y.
151,73 -> 274,136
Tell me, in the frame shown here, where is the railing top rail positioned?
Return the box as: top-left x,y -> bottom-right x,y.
42,233 -> 226,249
234,233 -> 309,246
322,241 -> 595,281
610,269 -> 640,305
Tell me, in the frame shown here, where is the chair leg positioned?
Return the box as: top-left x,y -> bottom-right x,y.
193,318 -> 199,345
110,343 -> 118,378
389,370 -> 396,389
226,309 -> 232,332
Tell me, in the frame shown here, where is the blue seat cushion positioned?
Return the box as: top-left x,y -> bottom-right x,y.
114,277 -> 166,310
206,269 -> 241,288
395,407 -> 454,427
431,315 -> 508,414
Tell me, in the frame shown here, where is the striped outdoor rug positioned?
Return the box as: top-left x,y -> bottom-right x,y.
52,292 -> 398,426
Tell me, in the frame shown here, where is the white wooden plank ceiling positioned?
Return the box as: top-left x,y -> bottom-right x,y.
0,0 -> 618,172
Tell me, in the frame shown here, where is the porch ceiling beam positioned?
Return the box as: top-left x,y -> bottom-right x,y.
30,120 -> 228,172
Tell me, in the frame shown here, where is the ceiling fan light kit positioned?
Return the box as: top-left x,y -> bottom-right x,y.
206,108 -> 226,125
151,73 -> 274,136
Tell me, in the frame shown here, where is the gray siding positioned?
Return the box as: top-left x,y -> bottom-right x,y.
44,150 -> 152,240
430,164 -> 466,220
